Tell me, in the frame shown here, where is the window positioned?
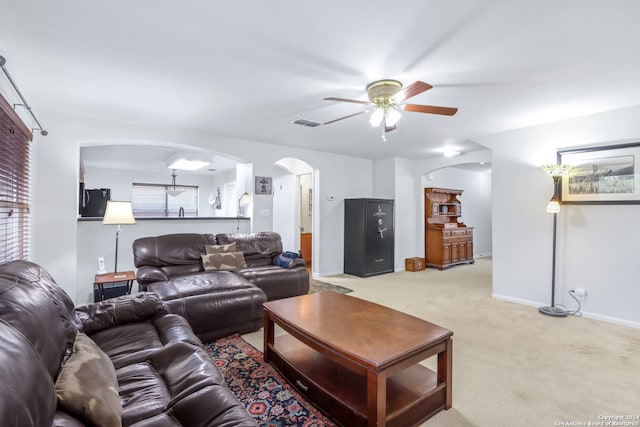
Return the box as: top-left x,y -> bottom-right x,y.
0,95 -> 32,263
131,183 -> 198,217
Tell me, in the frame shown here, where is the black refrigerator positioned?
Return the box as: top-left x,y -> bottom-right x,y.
79,185 -> 111,217
344,198 -> 394,277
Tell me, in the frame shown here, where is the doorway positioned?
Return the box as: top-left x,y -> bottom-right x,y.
273,158 -> 315,272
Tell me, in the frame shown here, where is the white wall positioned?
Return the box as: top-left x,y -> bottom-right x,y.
373,158 -> 396,199
210,169 -> 237,217
31,109 -> 373,301
372,157 -> 420,272
477,105 -> 640,328
272,169 -> 296,251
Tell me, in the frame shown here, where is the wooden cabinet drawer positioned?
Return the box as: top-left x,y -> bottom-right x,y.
444,236 -> 470,244
451,229 -> 467,236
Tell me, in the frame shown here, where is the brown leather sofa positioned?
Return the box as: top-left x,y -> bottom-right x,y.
0,260 -> 257,427
132,232 -> 309,342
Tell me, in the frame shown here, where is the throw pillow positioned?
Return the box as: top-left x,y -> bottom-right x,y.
201,251 -> 247,271
55,332 -> 122,427
205,242 -> 237,254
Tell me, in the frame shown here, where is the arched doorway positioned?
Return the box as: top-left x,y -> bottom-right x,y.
273,158 -> 315,273
421,162 -> 493,261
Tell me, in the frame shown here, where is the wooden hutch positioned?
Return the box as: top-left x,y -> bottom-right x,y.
424,187 -> 474,269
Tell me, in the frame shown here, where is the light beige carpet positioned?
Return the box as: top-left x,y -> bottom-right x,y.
243,257 -> 640,426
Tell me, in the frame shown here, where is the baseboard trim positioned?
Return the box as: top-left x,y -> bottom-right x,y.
313,270 -> 343,279
492,293 -> 640,330
491,293 -> 540,308
474,252 -> 493,258
578,311 -> 640,330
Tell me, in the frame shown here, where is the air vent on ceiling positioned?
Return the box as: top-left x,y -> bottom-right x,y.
292,118 -> 322,128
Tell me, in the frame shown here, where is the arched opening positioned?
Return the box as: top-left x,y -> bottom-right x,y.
421,162 -> 493,263
78,140 -> 247,218
273,158 -> 315,274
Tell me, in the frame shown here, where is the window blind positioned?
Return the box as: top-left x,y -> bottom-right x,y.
0,94 -> 32,263
132,183 -> 198,217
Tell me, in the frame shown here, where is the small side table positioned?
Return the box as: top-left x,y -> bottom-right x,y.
93,271 -> 136,302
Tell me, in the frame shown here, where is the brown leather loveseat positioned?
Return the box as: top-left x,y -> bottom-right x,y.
0,260 -> 257,427
132,232 -> 309,342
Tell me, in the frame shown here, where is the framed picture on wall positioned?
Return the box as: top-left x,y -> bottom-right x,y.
255,176 -> 273,195
558,142 -> 640,204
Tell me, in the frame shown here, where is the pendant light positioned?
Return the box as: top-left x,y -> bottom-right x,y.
167,169 -> 184,197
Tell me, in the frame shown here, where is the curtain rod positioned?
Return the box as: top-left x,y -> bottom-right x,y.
0,55 -> 48,136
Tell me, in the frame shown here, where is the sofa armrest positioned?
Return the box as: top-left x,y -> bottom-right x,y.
290,257 -> 307,269
136,266 -> 169,289
74,292 -> 169,335
273,254 -> 307,269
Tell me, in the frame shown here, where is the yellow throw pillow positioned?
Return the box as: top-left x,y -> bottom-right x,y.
205,242 -> 237,254
201,251 -> 247,271
55,332 -> 122,427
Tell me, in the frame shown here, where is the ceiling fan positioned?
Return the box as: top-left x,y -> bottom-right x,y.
323,79 -> 457,140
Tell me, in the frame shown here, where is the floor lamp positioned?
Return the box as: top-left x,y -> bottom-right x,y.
103,201 -> 136,273
539,164 -> 572,317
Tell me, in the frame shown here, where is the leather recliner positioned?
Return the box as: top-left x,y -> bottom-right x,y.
0,260 -> 257,427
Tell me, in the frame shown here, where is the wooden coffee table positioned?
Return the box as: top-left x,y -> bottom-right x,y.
263,292 -> 453,427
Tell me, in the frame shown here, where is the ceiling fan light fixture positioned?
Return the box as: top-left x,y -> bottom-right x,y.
366,79 -> 403,103
322,79 -> 456,137
385,106 -> 402,127
369,107 -> 384,127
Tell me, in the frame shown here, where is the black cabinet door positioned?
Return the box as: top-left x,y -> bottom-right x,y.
344,199 -> 394,277
364,200 -> 394,275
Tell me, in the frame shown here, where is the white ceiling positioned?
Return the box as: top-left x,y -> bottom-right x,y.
2,0 -> 640,162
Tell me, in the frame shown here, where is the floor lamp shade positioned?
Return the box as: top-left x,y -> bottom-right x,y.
103,201 -> 136,272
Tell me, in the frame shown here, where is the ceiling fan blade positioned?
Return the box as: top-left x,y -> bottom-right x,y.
324,97 -> 371,105
323,110 -> 367,125
393,81 -> 432,102
404,104 -> 458,116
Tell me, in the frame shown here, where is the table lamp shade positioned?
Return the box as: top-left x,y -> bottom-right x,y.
103,201 -> 136,225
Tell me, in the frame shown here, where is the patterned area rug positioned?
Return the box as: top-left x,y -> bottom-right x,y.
205,334 -> 336,427
309,279 -> 353,294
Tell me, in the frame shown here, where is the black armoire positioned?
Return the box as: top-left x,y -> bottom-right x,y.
344,198 -> 394,277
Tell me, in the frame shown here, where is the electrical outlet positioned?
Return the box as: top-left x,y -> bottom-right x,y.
97,257 -> 107,275
571,288 -> 587,297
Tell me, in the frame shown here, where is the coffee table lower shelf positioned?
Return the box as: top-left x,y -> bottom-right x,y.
267,334 -> 447,427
